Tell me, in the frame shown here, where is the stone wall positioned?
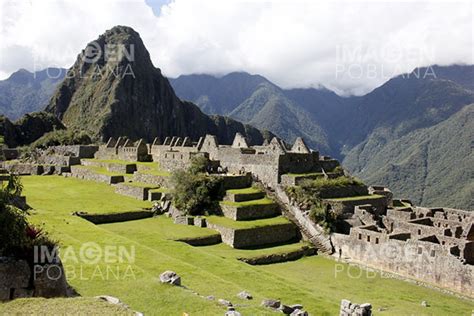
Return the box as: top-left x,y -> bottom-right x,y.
5,163 -> 44,175
220,203 -> 279,221
69,166 -> 124,184
75,210 -> 154,224
50,145 -> 99,158
114,183 -> 157,200
132,172 -> 172,187
0,257 -> 70,301
0,258 -> 30,300
224,191 -> 265,202
331,233 -> 474,296
37,155 -> 80,167
324,196 -> 388,216
238,246 -> 316,265
220,173 -> 252,190
340,299 -> 372,316
208,222 -> 298,248
175,234 -> 222,246
107,163 -> 137,174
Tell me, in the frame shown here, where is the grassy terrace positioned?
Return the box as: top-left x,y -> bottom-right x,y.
226,187 -> 262,195
10,175 -> 474,315
325,194 -> 384,202
207,215 -> 291,229
135,168 -> 171,177
149,187 -> 170,193
74,164 -> 126,177
220,197 -> 274,207
0,297 -> 134,315
122,181 -> 159,188
22,176 -> 151,213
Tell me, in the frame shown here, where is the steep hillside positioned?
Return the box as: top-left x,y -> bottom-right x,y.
229,81 -> 332,154
0,68 -> 66,120
45,26 -> 269,145
170,72 -> 267,115
172,73 -> 334,155
0,112 -> 65,148
344,104 -> 474,209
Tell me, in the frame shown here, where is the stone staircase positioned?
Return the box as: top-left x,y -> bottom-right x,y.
270,185 -> 334,254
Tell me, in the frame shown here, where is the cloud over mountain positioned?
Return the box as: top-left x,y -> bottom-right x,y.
0,0 -> 472,95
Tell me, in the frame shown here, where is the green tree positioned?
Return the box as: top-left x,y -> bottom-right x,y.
171,156 -> 224,215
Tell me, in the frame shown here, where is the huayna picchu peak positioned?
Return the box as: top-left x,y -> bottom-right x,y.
46,26 -> 270,145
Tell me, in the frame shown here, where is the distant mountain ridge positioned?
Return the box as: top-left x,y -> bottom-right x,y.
0,68 -> 66,120
0,54 -> 472,208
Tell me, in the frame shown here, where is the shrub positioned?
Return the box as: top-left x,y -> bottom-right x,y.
30,129 -> 92,149
188,155 -> 209,174
171,157 -> 224,215
310,206 -> 339,233
285,175 -> 365,233
0,176 -> 57,259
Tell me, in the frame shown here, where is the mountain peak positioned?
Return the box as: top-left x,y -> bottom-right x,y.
45,27 -> 269,145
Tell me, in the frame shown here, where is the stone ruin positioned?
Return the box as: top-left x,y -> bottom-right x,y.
340,299 -> 372,316
95,137 -> 149,162
1,132 -> 472,297
149,133 -> 339,188
332,203 -> 474,294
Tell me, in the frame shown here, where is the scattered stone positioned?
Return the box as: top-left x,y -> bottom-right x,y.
261,298 -> 281,309
206,295 -> 215,300
378,307 -> 387,312
95,295 -> 121,305
278,304 -> 295,314
290,309 -> 308,316
159,271 -> 181,286
340,299 -> 372,316
421,301 -> 429,307
290,304 -> 303,310
237,290 -> 252,300
225,311 -> 241,316
218,299 -> 233,307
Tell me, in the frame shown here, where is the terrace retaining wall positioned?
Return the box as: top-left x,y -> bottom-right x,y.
115,183 -> 157,200
70,166 -> 124,184
207,222 -> 298,248
220,203 -> 279,221
75,210 -> 154,224
238,246 -> 316,265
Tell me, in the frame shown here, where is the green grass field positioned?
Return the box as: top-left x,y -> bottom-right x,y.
220,197 -> 274,207
207,215 -> 291,229
226,187 -> 262,194
0,297 -> 134,314
6,175 -> 473,315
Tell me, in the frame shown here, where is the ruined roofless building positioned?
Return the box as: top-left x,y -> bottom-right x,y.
95,137 -> 149,161
150,132 -> 339,187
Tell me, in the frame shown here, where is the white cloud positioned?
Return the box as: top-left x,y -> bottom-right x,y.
0,0 -> 472,95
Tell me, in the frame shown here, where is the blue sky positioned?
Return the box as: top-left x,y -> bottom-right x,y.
145,0 -> 171,16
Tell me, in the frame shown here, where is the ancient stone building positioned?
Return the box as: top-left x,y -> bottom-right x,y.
95,137 -> 149,161
150,133 -> 335,188
332,204 -> 474,295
